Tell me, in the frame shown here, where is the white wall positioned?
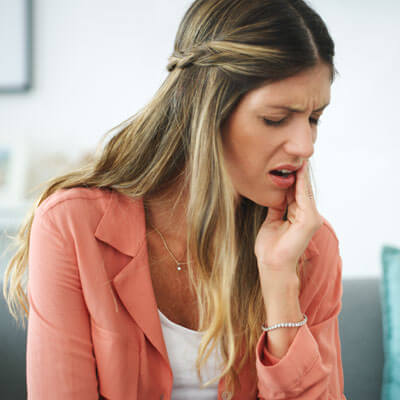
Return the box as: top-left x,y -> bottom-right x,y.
1,0 -> 399,278
308,1 -> 400,278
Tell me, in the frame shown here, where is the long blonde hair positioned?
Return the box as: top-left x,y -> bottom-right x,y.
3,0 -> 337,394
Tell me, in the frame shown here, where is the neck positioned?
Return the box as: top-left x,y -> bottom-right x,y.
144,173 -> 189,244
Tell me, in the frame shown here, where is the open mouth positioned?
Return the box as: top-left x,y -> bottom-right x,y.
269,170 -> 296,178
268,170 -> 297,188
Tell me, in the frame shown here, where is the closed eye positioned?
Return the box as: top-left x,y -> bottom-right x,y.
263,117 -> 321,126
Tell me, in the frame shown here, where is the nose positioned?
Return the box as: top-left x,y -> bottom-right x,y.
284,119 -> 315,159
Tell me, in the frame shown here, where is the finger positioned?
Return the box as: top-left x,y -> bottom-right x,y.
304,162 -> 315,202
285,185 -> 297,224
295,160 -> 315,209
286,184 -> 295,207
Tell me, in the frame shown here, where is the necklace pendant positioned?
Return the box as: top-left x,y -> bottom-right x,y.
177,264 -> 182,271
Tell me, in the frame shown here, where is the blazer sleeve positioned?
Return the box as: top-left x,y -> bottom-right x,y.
254,233 -> 346,399
26,206 -> 99,399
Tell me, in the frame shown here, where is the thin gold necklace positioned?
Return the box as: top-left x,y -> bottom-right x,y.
148,221 -> 191,271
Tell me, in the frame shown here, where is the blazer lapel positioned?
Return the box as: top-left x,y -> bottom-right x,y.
94,190 -> 170,367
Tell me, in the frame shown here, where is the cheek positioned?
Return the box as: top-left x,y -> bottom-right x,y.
224,135 -> 269,180
221,116 -> 276,179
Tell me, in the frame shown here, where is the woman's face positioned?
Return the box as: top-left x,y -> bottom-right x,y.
221,63 -> 332,208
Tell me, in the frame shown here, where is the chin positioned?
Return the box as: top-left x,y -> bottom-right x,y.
240,191 -> 286,209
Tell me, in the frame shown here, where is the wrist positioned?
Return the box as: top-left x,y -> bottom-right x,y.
258,267 -> 300,286
259,270 -> 300,301
257,257 -> 299,275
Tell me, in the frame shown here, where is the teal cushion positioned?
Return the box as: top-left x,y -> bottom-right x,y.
380,245 -> 400,399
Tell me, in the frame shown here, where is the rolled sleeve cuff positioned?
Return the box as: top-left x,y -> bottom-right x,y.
256,323 -> 320,394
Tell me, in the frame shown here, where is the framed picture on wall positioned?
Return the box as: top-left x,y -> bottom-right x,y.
0,0 -> 33,93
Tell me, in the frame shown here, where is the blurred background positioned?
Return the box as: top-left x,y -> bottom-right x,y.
1,1 -> 399,399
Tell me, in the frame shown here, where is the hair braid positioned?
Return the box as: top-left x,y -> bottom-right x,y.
167,40 -> 286,72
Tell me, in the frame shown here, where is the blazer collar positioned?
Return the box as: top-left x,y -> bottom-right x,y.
94,189 -> 146,258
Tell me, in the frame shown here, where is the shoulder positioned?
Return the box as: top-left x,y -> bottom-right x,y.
304,215 -> 342,287
312,215 -> 340,254
301,216 -> 344,323
35,187 -> 113,218
33,187 -> 115,236
320,216 -> 339,244
32,187 -> 144,254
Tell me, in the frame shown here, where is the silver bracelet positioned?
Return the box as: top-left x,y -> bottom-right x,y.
261,313 -> 307,332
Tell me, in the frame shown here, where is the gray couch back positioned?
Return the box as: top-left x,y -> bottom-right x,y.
339,278 -> 384,400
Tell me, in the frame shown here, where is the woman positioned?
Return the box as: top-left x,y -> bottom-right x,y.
3,0 -> 346,398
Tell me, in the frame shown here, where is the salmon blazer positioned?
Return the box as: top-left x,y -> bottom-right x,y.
27,187 -> 346,399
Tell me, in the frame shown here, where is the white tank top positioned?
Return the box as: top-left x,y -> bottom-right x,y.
158,309 -> 222,399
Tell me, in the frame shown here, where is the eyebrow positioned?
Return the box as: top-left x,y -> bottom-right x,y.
267,102 -> 330,113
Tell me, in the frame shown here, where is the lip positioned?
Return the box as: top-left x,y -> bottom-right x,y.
268,171 -> 296,188
269,163 -> 302,172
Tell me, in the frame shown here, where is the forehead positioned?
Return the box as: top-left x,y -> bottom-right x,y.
246,64 -> 332,109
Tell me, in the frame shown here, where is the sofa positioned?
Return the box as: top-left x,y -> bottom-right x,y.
339,278 -> 384,399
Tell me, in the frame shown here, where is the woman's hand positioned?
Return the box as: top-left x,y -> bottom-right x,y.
254,159 -> 324,275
